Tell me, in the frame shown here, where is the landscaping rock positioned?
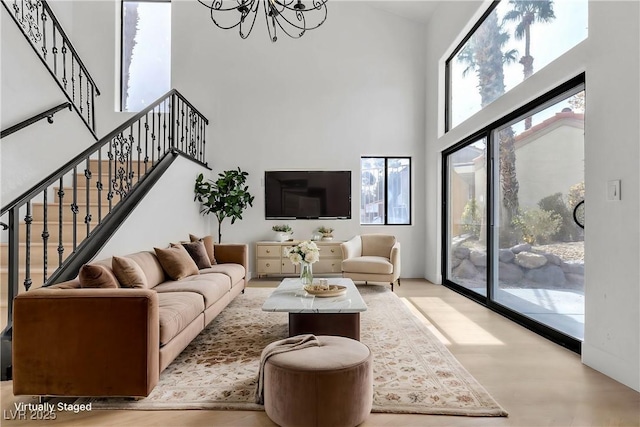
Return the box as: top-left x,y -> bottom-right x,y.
453,259 -> 478,279
515,252 -> 548,269
451,256 -> 462,268
510,243 -> 532,254
561,260 -> 585,275
525,265 -> 567,286
499,262 -> 524,282
566,273 -> 585,285
454,247 -> 470,259
499,249 -> 515,263
544,253 -> 562,266
470,250 -> 487,267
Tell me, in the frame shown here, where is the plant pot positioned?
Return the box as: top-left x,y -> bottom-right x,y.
321,235 -> 333,241
275,232 -> 291,242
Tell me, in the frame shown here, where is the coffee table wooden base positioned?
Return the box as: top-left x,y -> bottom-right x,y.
289,313 -> 360,341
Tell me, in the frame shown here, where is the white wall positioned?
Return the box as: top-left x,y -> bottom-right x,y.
171,1 -> 427,277
0,2 -> 96,206
95,155 -> 211,259
424,1 -> 639,391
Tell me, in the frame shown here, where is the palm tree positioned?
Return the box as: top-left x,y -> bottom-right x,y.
457,9 -> 521,229
503,0 -> 556,129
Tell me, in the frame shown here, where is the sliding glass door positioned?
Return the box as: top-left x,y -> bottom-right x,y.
444,82 -> 585,348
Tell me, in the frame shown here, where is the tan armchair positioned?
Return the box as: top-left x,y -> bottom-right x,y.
341,234 -> 401,291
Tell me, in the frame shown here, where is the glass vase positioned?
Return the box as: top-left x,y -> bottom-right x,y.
300,261 -> 313,286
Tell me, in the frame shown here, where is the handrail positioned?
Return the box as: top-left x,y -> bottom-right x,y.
1,0 -> 100,137
0,102 -> 71,139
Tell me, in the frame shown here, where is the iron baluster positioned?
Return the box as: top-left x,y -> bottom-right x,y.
71,55 -> 75,103
137,121 -> 142,182
156,106 -> 161,159
42,189 -> 49,282
108,137 -> 113,211
41,7 -> 46,60
84,158 -> 92,237
61,40 -> 67,90
159,106 -> 165,155
97,149 -> 103,223
24,202 -> 32,291
78,67 -> 83,115
170,94 -> 176,151
7,207 -> 19,330
52,24 -> 57,75
57,177 -> 64,266
86,79 -> 91,128
180,99 -> 185,152
71,166 -> 78,250
151,109 -> 156,164
144,115 -> 149,173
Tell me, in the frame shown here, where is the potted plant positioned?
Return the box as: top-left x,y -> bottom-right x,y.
317,226 -> 334,241
272,224 -> 293,242
285,240 -> 320,285
194,168 -> 255,243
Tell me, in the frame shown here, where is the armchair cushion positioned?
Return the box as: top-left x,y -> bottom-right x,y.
341,256 -> 393,275
361,235 -> 397,257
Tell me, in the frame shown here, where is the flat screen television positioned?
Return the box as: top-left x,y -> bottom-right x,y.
265,171 -> 351,219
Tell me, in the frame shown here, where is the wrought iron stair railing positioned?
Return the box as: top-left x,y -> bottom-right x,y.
0,90 -> 208,353
1,0 -> 101,138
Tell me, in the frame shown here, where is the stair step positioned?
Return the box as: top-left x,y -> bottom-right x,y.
31,202 -> 109,222
1,242 -> 74,265
19,220 -> 97,242
53,184 -> 135,205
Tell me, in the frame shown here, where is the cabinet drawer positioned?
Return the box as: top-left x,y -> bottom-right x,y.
316,259 -> 342,273
257,245 -> 280,258
281,261 -> 296,274
258,259 -> 281,274
321,245 -> 342,258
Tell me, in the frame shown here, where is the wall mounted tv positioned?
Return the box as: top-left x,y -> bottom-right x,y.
265,171 -> 351,219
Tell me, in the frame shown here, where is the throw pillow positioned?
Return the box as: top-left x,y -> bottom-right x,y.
112,256 -> 148,288
78,264 -> 119,288
154,245 -> 199,280
189,234 -> 217,265
173,241 -> 211,270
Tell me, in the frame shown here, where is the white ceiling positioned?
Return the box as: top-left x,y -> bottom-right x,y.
368,1 -> 441,25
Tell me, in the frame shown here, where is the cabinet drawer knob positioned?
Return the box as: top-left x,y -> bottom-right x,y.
331,249 -> 335,253
266,263 -> 270,267
266,249 -> 271,254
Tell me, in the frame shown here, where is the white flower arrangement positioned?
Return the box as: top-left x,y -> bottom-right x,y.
285,240 -> 320,265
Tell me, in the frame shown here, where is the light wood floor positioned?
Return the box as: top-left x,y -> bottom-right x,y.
2,279 -> 639,426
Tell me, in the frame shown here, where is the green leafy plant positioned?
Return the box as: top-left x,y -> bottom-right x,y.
513,208 -> 562,245
272,224 -> 292,233
461,198 -> 481,238
194,168 -> 254,243
538,192 -> 577,242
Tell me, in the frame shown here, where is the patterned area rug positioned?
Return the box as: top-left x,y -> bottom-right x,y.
84,286 -> 507,416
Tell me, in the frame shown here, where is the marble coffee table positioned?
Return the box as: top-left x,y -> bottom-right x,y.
261,277 -> 368,340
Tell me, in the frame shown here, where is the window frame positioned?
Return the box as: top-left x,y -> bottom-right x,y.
360,156 -> 412,226
441,73 -> 586,353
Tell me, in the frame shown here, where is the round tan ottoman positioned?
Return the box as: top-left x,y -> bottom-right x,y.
263,335 -> 373,427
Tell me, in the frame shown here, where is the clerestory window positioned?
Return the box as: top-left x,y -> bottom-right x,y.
445,0 -> 588,131
121,0 -> 171,112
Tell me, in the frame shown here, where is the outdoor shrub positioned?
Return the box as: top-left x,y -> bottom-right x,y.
513,208 -> 562,245
538,193 -> 577,242
461,198 -> 481,238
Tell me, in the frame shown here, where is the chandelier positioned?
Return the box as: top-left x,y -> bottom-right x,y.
197,0 -> 328,42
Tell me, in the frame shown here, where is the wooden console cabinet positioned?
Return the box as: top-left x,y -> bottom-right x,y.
255,241 -> 343,278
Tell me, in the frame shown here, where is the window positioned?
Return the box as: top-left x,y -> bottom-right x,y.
121,0 -> 171,112
360,157 -> 411,225
446,0 -> 587,130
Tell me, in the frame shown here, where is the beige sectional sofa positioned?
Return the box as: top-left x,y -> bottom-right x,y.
12,241 -> 248,398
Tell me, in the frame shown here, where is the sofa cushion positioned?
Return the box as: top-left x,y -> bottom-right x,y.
154,275 -> 231,308
199,264 -> 246,286
78,264 -> 119,288
189,234 -> 217,265
176,241 -> 211,270
341,256 -> 393,275
112,256 -> 148,288
154,246 -> 199,281
157,292 -> 204,346
124,252 -> 166,288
